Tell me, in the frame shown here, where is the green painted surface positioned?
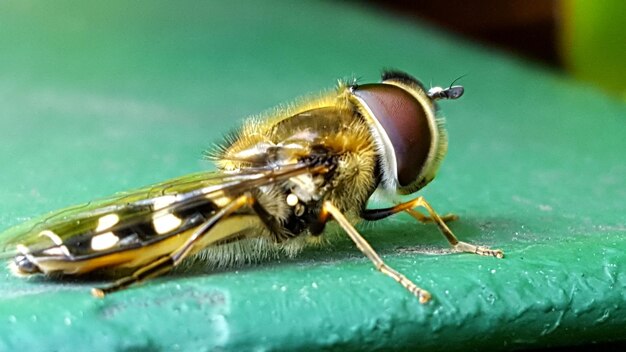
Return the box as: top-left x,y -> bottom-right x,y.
0,1 -> 625,351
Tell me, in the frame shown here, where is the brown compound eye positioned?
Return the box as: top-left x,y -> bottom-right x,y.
352,83 -> 433,187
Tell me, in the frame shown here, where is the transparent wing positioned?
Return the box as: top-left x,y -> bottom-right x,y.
0,163 -> 316,259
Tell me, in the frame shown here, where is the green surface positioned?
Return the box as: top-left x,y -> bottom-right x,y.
1,1 -> 625,351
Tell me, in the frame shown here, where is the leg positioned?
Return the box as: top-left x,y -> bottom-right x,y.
321,201 -> 431,303
362,196 -> 504,258
405,208 -> 458,224
92,194 -> 254,297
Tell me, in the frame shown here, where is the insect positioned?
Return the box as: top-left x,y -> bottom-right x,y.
0,71 -> 503,303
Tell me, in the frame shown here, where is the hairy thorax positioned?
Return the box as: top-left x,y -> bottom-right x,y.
204,96 -> 379,263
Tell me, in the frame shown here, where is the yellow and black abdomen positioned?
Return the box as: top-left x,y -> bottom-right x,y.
11,196 -> 232,275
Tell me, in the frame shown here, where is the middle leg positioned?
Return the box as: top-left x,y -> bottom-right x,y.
362,196 -> 504,258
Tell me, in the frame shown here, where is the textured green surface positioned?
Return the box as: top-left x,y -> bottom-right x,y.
1,1 -> 625,351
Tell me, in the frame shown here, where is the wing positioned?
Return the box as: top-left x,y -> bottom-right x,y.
0,162 -> 320,261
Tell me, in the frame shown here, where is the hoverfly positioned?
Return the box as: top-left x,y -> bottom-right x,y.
0,71 -> 503,303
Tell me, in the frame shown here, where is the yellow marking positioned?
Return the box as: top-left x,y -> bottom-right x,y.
153,213 -> 183,235
32,214 -> 262,275
39,230 -> 64,245
191,214 -> 260,255
16,244 -> 30,255
286,193 -> 298,206
96,214 -> 120,232
290,174 -> 316,195
212,195 -> 231,207
42,245 -> 71,257
294,203 -> 305,217
153,195 -> 178,210
91,232 -> 120,251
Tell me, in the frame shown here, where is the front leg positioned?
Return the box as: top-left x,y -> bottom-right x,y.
320,201 -> 431,303
362,196 -> 504,258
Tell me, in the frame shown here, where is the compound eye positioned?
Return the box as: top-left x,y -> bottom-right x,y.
352,84 -> 432,187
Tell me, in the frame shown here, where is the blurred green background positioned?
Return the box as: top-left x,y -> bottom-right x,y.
562,0 -> 626,99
